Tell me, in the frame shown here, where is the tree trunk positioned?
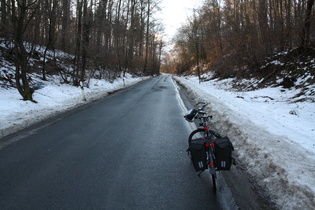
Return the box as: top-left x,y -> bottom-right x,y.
143,0 -> 150,74
81,0 -> 92,83
61,0 -> 70,51
1,0 -> 8,36
301,0 -> 314,47
74,0 -> 83,86
10,0 -> 39,102
139,0 -> 145,57
42,0 -> 58,81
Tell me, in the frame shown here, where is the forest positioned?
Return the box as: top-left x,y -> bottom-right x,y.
0,0 -> 314,102
0,0 -> 163,101
163,0 -> 315,87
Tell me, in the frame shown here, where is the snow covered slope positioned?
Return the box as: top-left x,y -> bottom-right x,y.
174,75 -> 315,209
0,74 -> 148,139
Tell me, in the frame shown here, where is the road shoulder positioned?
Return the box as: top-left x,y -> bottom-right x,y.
174,76 -> 276,210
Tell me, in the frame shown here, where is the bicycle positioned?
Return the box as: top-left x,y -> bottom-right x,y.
184,102 -> 233,192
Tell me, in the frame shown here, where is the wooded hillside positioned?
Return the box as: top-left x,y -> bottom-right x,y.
163,0 -> 315,85
0,0 -> 163,101
1,0 -> 314,101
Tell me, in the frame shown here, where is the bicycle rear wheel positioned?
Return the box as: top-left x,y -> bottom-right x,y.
188,128 -> 221,144
188,128 -> 208,144
212,174 -> 216,192
188,128 -> 217,192
209,147 -> 217,192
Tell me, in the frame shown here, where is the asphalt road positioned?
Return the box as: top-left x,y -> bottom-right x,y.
0,75 -> 237,209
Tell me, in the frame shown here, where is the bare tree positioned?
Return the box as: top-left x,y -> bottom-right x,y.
1,0 -> 164,94
42,0 -> 59,81
172,0 -> 314,78
301,0 -> 314,47
0,0 -> 8,36
61,0 -> 70,51
143,0 -> 150,74
74,0 -> 83,86
9,0 -> 40,101
81,0 -> 92,83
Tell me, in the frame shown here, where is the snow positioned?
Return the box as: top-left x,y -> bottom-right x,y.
174,75 -> 315,209
0,74 -> 148,138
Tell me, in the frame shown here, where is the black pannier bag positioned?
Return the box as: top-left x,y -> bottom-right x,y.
214,137 -> 234,170
187,138 -> 207,172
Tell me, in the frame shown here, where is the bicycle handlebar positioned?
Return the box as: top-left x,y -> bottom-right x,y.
199,116 -> 213,120
196,102 -> 209,111
196,102 -> 206,105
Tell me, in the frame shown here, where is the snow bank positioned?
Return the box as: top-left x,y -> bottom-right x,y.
174,76 -> 315,209
0,74 -> 148,139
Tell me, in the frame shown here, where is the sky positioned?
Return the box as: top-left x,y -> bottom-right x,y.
158,0 -> 203,42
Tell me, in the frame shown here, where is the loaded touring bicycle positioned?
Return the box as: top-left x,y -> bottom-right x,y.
185,102 -> 235,191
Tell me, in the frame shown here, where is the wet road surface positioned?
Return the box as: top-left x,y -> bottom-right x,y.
0,75 -> 237,209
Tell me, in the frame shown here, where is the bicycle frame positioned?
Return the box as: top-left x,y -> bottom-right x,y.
205,135 -> 216,176
203,129 -> 217,175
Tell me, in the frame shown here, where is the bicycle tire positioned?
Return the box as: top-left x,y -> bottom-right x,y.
188,128 -> 221,144
188,128 -> 217,192
188,128 -> 206,144
212,174 -> 216,192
